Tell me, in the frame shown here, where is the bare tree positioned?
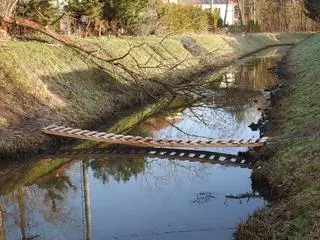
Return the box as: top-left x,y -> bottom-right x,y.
236,0 -> 244,27
234,0 -> 320,32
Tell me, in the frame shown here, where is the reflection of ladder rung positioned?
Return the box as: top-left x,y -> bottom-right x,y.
230,158 -> 237,163
56,147 -> 253,168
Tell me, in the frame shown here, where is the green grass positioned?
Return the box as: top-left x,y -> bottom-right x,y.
194,33 -> 309,56
237,33 -> 320,240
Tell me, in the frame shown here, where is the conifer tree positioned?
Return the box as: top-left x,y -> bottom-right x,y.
16,0 -> 59,25
104,0 -> 148,33
66,0 -> 104,22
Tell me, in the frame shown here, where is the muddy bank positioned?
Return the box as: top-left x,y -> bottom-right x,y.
0,33 -> 309,158
236,34 -> 320,239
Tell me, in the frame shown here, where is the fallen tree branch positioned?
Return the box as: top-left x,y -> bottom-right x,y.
1,16 -> 196,99
2,16 -> 143,64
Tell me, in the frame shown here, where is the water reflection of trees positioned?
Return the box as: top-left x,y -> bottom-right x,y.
220,57 -> 279,91
131,93 -> 259,140
88,155 -> 213,190
0,153 -> 265,240
0,160 -> 84,240
36,175 -> 77,213
89,156 -> 145,184
0,202 -> 3,240
141,158 -> 213,192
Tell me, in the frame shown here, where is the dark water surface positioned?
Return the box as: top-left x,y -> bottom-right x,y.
0,47 -> 289,240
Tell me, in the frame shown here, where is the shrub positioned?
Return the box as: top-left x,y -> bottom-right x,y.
157,3 -> 210,34
104,0 -> 148,34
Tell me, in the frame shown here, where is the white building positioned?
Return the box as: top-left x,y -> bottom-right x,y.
197,0 -> 236,25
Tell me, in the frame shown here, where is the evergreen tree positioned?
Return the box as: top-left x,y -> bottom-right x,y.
65,0 -> 104,35
66,0 -> 104,22
16,0 -> 60,25
104,0 -> 148,33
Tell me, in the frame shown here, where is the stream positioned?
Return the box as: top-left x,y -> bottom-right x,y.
0,46 -> 290,240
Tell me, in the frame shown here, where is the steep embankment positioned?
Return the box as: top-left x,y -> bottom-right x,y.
0,33 -> 308,156
237,34 -> 320,239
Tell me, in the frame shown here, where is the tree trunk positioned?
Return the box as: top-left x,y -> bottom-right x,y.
0,0 -> 18,36
224,0 -> 229,26
85,20 -> 91,38
0,0 -> 18,19
82,161 -> 92,240
0,203 -> 4,240
236,0 -> 244,28
17,188 -> 27,240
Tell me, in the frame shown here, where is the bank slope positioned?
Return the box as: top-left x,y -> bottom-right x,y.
237,34 -> 320,240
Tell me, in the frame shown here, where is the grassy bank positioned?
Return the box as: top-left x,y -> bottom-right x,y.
237,34 -> 320,239
0,33 -> 309,156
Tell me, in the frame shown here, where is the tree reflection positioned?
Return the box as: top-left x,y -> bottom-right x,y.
89,156 -> 146,184
220,57 -> 280,91
0,200 -> 4,240
89,154 -> 212,189
35,163 -> 77,213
